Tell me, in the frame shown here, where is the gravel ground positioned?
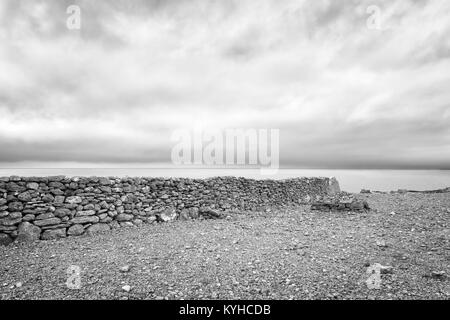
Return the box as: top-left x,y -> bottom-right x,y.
1,192 -> 449,300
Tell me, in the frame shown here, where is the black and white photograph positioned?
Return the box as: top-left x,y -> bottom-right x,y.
0,0 -> 449,309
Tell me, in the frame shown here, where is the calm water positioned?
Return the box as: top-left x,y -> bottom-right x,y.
0,165 -> 449,193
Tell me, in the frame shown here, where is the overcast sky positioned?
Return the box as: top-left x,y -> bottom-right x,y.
0,0 -> 449,169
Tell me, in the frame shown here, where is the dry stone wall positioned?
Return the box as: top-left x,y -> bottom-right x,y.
0,176 -> 339,244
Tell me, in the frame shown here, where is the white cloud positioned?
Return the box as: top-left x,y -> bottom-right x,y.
0,0 -> 449,168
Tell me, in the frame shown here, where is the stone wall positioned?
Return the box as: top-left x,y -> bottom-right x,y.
0,176 -> 339,244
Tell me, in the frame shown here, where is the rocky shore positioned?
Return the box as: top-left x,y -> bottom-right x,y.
0,190 -> 448,300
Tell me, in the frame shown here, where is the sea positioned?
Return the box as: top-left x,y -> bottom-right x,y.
0,163 -> 449,193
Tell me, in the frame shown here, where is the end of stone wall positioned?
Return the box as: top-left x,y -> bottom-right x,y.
327,177 -> 341,195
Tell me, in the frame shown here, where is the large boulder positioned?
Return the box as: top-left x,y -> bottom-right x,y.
16,222 -> 41,242
41,228 -> 66,240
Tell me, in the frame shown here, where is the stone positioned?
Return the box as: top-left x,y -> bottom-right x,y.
376,240 -> 388,248
350,201 -> 364,211
26,182 -> 39,190
0,211 -> 9,218
179,209 -> 190,221
67,224 -> 85,236
122,285 -> 131,292
22,214 -> 35,222
158,208 -> 177,222
311,193 -> 369,212
6,182 -> 23,192
379,265 -> 394,274
99,178 -> 111,185
16,222 -> 41,242
8,201 -> 23,212
100,217 -> 112,223
41,223 -> 69,230
0,217 -> 22,226
327,177 -> 341,195
120,265 -> 130,273
188,207 -> 200,219
54,196 -> 65,204
76,210 -> 96,217
42,194 -> 55,203
33,217 -> 61,227
9,212 -> 22,219
360,189 -> 371,194
116,213 -> 134,222
49,182 -> 64,189
0,233 -> 13,246
70,216 -> 99,224
98,213 -> 107,220
147,216 -> 157,223
36,213 -> 55,220
41,228 -> 66,240
54,208 -> 71,218
66,196 -> 82,204
119,221 -> 134,228
200,208 -> 223,219
109,221 -> 120,229
0,225 -> 16,232
431,271 -> 446,279
85,223 -> 110,235
17,192 -> 33,202
83,204 -> 95,210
